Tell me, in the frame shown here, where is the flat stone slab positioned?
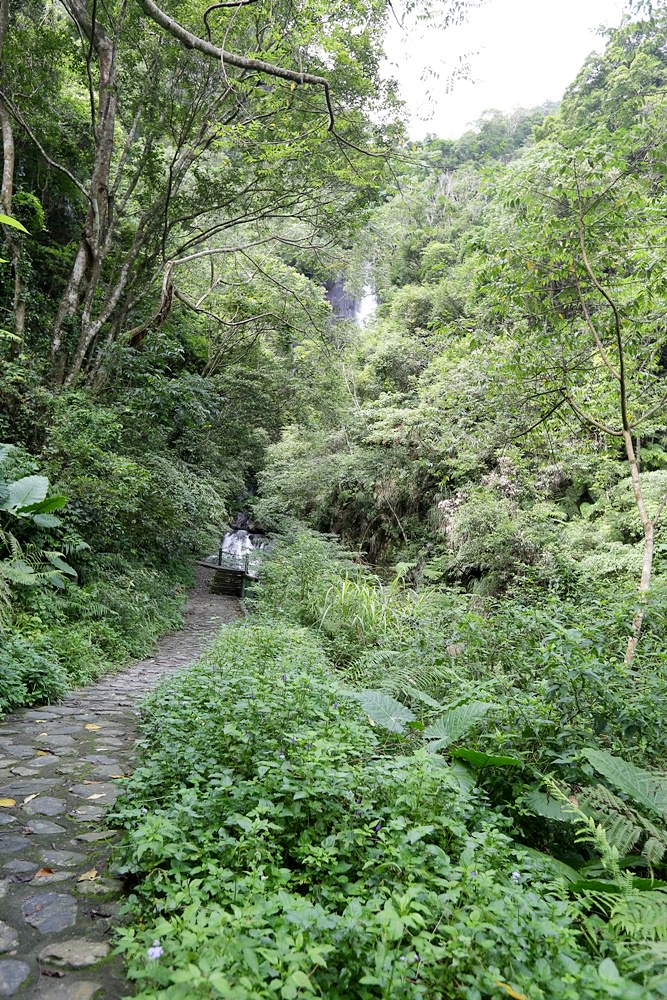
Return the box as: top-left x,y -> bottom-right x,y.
75,877 -> 123,896
67,806 -> 104,822
0,959 -> 30,995
3,860 -> 36,874
0,779 -> 58,797
22,893 -> 77,933
38,938 -> 110,968
40,850 -> 86,868
33,979 -> 103,999
22,820 -> 66,835
0,745 -> 34,760
23,798 -> 66,817
0,922 -> 18,953
0,836 -> 31,854
73,831 -> 116,844
30,871 -> 73,885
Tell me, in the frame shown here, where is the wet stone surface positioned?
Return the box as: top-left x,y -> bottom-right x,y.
0,571 -> 239,998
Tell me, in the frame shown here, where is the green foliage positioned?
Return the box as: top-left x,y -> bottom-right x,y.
0,635 -> 68,713
114,621 -> 652,999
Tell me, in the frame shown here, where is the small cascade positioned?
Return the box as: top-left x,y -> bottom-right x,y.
220,529 -> 254,558
354,285 -> 378,326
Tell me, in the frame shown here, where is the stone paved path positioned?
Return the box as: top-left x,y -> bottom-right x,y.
0,570 -> 239,998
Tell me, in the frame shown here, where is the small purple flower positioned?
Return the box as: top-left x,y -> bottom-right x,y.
279,753 -> 285,759
511,871 -> 521,882
332,703 -> 338,710
374,822 -> 381,832
147,941 -> 163,960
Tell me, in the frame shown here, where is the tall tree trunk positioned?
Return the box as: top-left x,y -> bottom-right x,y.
49,3 -> 119,384
622,429 -> 663,666
0,0 -> 24,348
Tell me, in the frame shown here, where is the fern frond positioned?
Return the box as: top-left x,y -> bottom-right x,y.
579,785 -> 643,856
611,891 -> 667,941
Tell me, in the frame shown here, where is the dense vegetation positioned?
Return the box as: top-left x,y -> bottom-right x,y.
4,0 -> 667,995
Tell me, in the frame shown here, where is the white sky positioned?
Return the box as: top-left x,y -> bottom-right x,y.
384,0 -> 628,138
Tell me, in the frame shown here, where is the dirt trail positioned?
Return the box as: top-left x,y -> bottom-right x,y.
0,570 -> 239,998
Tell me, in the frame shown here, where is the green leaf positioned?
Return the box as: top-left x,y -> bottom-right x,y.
2,475 -> 49,514
423,700 -> 494,750
449,760 -> 476,793
451,748 -> 523,767
357,690 -> 416,733
31,514 -> 62,528
519,846 -> 580,882
0,214 -> 29,233
45,552 -> 77,577
523,788 -> 574,822
598,958 -> 620,982
582,748 -> 667,820
21,495 -> 68,514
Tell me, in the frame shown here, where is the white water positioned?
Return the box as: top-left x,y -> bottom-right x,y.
221,529 -> 254,558
354,285 -> 378,327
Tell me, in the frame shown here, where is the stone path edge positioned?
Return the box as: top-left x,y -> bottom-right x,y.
0,569 -> 239,999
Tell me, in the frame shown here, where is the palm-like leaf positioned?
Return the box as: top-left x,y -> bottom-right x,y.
423,700 -> 495,750
357,690 -> 416,733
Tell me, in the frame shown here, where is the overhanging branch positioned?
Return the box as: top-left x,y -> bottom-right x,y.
136,0 -> 335,130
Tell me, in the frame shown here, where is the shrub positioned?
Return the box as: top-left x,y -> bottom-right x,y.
113,622 -> 650,999
0,635 -> 68,712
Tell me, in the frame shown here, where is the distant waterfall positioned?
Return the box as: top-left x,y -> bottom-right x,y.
354,285 -> 378,326
326,272 -> 377,326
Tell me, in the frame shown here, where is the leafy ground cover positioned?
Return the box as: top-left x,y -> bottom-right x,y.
113,539 -> 667,998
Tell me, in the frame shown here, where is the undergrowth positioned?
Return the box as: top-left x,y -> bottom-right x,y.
114,613 -> 661,998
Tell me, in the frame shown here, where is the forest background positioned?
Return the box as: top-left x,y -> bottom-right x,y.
4,0 -> 667,995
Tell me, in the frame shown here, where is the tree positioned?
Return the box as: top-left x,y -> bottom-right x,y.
483,80 -> 667,662
1,0 -> 457,385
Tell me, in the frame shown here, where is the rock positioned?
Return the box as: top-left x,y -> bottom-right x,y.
22,820 -> 66,835
38,938 -> 109,968
75,877 -> 122,896
0,960 -> 29,995
2,860 -> 36,873
31,871 -> 73,885
28,755 -> 58,768
22,893 -> 77,933
68,784 -> 117,805
39,735 -> 76,747
67,806 -> 104,822
40,851 -> 86,869
32,979 -> 103,999
0,837 -> 30,854
0,745 -> 34,760
23,798 -> 66,817
73,831 -> 116,844
0,922 -> 18,953
0,779 -> 58,796
0,817 -> 14,828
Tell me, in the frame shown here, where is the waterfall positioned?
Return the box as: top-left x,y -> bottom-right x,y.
354,285 -> 378,326
326,272 -> 377,326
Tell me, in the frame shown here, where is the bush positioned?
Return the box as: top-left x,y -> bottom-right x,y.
0,635 -> 68,713
113,622 -> 650,1000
